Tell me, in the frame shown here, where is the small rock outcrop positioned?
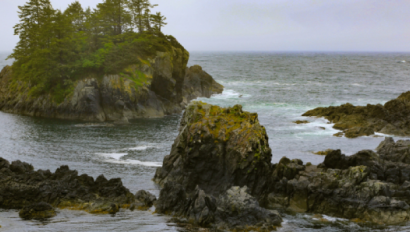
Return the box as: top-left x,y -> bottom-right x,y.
302,91 -> 410,137
268,138 -> 410,225
19,202 -> 56,220
182,65 -> 223,104
154,102 -> 281,230
0,157 -> 150,215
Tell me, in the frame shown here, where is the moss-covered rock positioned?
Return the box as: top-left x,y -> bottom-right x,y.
302,91 -> 410,137
153,102 -> 280,230
0,43 -> 223,122
19,202 -> 56,220
154,102 -> 273,199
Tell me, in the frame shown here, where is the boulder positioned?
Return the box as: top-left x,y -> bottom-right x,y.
19,202 -> 56,220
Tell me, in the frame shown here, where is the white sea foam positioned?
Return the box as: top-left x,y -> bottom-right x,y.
96,152 -> 128,160
352,83 -> 363,86
106,159 -> 162,167
211,89 -> 250,99
124,146 -> 150,151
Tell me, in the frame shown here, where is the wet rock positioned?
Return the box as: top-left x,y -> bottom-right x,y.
155,184 -> 281,230
302,91 -> 410,137
0,157 -> 140,214
19,202 -> 56,220
134,190 -> 157,209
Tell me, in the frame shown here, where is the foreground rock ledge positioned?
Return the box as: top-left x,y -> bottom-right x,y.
0,157 -> 155,217
302,91 -> 410,138
154,102 -> 410,229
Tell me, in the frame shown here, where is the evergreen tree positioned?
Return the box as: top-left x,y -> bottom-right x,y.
9,0 -> 56,83
127,0 -> 156,33
96,0 -> 131,36
151,12 -> 167,33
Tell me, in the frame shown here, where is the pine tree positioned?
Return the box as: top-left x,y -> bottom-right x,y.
96,0 -> 131,36
9,0 -> 56,84
151,12 -> 167,33
127,0 -> 157,33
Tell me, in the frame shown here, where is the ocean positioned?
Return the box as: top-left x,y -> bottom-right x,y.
1,51 -> 410,231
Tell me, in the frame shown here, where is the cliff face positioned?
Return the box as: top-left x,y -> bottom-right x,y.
0,48 -> 223,122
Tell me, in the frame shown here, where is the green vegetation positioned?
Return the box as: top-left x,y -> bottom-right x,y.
7,0 -> 183,102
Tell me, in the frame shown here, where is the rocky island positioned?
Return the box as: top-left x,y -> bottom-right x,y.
0,0 -> 223,122
302,91 -> 410,138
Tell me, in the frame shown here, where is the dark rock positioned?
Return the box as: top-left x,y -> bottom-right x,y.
182,65 -> 224,104
19,202 -> 56,220
154,102 -> 280,230
134,190 -> 157,209
302,91 -> 410,137
0,158 -> 142,214
154,102 -> 274,201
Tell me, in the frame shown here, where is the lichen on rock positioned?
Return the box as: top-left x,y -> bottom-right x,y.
302,91 -> 410,138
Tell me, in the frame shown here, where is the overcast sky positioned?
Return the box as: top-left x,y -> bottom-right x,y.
1,0 -> 409,52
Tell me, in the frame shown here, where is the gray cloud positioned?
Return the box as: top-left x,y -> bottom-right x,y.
1,0 -> 409,52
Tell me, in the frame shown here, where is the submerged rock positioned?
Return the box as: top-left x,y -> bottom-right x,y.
19,202 -> 56,220
0,157 -> 149,215
293,120 -> 310,124
302,91 -> 410,137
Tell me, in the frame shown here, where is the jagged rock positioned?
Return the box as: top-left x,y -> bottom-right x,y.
154,102 -> 280,230
154,102 -> 274,201
133,190 -> 157,209
267,142 -> 410,225
155,184 -> 281,231
19,202 -> 56,220
0,157 -> 149,214
302,91 -> 410,137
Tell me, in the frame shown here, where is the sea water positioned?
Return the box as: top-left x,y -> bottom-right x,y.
1,51 -> 410,231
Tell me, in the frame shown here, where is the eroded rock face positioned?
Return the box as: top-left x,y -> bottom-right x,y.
155,184 -> 281,231
0,157 -> 150,214
302,91 -> 410,137
154,102 -> 281,230
154,102 -> 274,200
0,50 -> 223,122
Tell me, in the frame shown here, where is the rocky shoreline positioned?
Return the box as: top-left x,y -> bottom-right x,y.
0,157 -> 156,219
0,50 -> 223,122
4,101 -> 410,231
302,91 -> 410,138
